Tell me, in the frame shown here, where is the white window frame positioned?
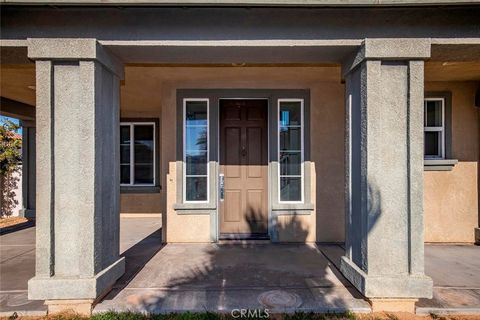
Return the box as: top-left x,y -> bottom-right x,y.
424,97 -> 445,159
120,122 -> 156,187
183,98 -> 210,203
278,98 -> 304,204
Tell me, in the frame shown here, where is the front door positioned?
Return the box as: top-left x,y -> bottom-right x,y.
219,99 -> 268,237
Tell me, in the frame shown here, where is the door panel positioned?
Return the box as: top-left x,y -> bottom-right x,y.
224,190 -> 241,222
220,99 -> 268,236
225,127 -> 241,178
247,127 -> 262,178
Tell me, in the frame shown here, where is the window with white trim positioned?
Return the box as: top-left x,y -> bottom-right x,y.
424,98 -> 445,159
278,99 -> 304,202
120,122 -> 155,186
184,99 -> 209,202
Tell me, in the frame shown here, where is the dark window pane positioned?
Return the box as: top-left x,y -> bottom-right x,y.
279,101 -> 301,126
120,126 -> 130,144
186,151 -> 208,175
134,125 -> 154,142
186,101 -> 208,126
425,100 -> 442,127
185,127 -> 208,151
134,143 -> 153,164
134,125 -> 154,164
120,145 -> 130,164
425,131 -> 440,157
134,164 -> 153,184
186,177 -> 207,201
121,164 -> 130,184
280,127 -> 301,151
280,152 -> 301,176
280,177 -> 302,202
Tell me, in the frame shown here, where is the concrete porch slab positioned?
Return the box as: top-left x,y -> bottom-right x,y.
417,244 -> 480,315
0,226 -> 46,316
319,243 -> 480,315
2,219 -> 480,316
94,243 -> 371,314
0,217 -> 162,317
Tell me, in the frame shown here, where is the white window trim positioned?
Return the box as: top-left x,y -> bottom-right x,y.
278,98 -> 304,204
120,122 -> 156,187
183,98 -> 210,204
424,97 -> 445,160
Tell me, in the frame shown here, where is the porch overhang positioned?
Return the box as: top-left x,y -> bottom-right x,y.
2,0 -> 479,6
2,38 -> 480,66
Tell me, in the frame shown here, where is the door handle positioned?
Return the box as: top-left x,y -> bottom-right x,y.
219,174 -> 225,201
241,147 -> 247,157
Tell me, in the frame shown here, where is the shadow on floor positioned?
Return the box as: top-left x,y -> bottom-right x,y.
109,227 -> 164,298
96,214 -> 370,314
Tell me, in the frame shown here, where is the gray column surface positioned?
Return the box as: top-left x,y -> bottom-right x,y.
27,38 -> 126,301
341,39 -> 433,299
19,120 -> 36,219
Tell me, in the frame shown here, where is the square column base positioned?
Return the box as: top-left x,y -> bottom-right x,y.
340,256 -> 433,299
368,298 -> 418,313
45,299 -> 95,316
28,257 -> 125,301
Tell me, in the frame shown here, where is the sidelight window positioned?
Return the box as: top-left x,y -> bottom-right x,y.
424,98 -> 445,159
184,99 -> 209,202
120,122 -> 155,186
278,99 -> 304,202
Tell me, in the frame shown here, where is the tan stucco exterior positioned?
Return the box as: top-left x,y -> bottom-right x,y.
424,81 -> 479,243
0,64 -> 478,243
117,66 -> 479,243
118,66 -> 343,242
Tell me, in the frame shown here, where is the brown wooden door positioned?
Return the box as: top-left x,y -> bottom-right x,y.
219,99 -> 268,236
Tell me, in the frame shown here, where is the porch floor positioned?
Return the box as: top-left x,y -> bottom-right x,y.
95,241 -> 370,314
1,217 -> 480,316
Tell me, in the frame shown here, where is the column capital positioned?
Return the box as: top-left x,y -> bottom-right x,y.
342,38 -> 431,77
27,38 -> 124,79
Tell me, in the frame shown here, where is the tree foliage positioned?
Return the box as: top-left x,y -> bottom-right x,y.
0,120 -> 22,217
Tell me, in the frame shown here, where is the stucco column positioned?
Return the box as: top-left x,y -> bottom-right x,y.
27,39 -> 125,315
341,39 -> 433,312
19,120 -> 36,219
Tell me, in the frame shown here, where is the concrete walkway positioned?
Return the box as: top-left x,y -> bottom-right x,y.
417,245 -> 480,315
0,217 -> 162,316
94,243 -> 370,314
318,243 -> 480,315
1,218 -> 480,316
0,226 -> 44,316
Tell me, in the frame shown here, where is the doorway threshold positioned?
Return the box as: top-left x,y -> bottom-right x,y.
219,233 -> 270,241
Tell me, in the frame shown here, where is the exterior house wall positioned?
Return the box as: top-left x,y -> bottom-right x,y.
119,66 -> 344,242
424,81 -> 479,243
118,68 -> 479,243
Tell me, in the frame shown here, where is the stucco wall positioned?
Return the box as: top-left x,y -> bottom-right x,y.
119,67 -> 479,243
424,81 -> 479,243
120,68 -> 164,215
120,66 -> 345,242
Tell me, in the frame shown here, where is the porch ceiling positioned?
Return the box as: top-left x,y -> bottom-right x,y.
102,42 -> 358,65
1,61 -> 479,110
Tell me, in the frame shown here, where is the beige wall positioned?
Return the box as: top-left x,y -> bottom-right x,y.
120,66 -> 345,242
0,64 -> 477,243
120,69 -> 164,214
424,81 -> 479,243
119,67 -> 479,243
